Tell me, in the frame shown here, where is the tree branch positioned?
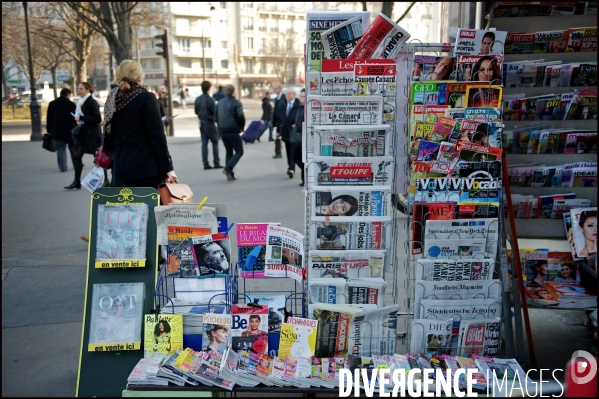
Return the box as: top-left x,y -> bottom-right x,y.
396,2 -> 416,24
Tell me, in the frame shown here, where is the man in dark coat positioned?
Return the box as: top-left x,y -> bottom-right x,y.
46,88 -> 76,172
259,91 -> 273,142
276,88 -> 301,179
272,83 -> 284,158
215,84 -> 245,182
213,85 -> 225,103
195,80 -> 222,170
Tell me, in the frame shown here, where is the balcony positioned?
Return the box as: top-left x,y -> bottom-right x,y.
171,3 -> 215,17
175,27 -> 213,38
256,3 -> 305,14
175,48 -> 214,58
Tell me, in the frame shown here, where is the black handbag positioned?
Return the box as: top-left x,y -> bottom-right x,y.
289,125 -> 301,144
71,124 -> 81,140
42,133 -> 56,152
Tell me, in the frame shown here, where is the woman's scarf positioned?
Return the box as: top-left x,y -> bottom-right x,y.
103,79 -> 147,139
74,92 -> 90,124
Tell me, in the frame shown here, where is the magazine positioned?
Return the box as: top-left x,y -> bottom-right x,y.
237,223 -> 279,278
88,282 -> 145,351
310,219 -> 392,251
456,55 -> 504,84
252,295 -> 286,358
409,318 -> 453,356
412,259 -> 496,282
473,356 -> 533,387
95,204 -> 149,267
411,202 -> 455,255
569,207 -> 598,258
189,232 -> 231,277
311,303 -> 362,358
306,11 -> 370,72
551,199 -> 592,219
202,313 -> 232,354
457,318 -> 502,357
347,13 -> 410,60
166,225 -> 212,277
264,225 -> 304,282
279,317 -> 318,361
154,204 -> 219,246
320,16 -> 365,59
307,95 -> 384,126
231,304 -> 269,355
312,188 -> 392,218
454,29 -> 508,56
347,305 -> 397,357
143,314 -> 183,356
457,141 -> 503,162
413,55 -> 456,81
308,250 -> 385,279
81,166 -> 105,193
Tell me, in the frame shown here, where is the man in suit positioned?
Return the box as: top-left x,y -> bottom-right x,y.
272,83 -> 284,158
277,88 -> 301,179
46,88 -> 77,172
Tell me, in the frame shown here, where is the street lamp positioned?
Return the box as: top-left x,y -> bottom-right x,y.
23,2 -> 42,141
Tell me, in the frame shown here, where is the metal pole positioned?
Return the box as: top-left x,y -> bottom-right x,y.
136,40 -> 141,64
202,29 -> 206,82
165,28 -> 174,137
23,2 -> 42,141
475,2 -> 484,30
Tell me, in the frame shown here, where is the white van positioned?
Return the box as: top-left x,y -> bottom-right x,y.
173,86 -> 204,108
21,88 -> 56,106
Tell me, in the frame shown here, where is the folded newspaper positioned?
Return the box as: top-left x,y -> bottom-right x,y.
347,13 -> 411,60
321,16 -> 365,59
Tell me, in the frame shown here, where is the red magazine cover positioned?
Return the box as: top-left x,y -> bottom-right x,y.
411,202 -> 455,255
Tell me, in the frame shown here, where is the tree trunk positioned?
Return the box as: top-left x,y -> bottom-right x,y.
2,67 -> 10,100
381,2 -> 394,18
75,59 -> 87,85
51,66 -> 58,100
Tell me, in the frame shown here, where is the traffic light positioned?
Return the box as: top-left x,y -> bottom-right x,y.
155,31 -> 168,59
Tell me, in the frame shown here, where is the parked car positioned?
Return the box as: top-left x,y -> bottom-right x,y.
172,86 -> 203,108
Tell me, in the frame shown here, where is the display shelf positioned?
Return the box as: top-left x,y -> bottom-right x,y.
512,218 -> 567,238
500,51 -> 597,63
503,86 -> 597,95
492,14 -> 598,33
503,120 -> 596,129
506,153 -> 597,165
506,186 -> 597,200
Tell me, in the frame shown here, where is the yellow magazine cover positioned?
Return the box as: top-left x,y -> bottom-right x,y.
144,314 -> 183,356
278,317 -> 318,360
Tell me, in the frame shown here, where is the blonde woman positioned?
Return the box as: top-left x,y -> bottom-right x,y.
104,60 -> 177,192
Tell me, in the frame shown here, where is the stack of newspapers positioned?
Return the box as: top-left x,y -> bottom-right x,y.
127,352 -> 168,386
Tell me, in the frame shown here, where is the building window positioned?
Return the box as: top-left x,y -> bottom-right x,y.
140,60 -> 147,70
243,59 -> 253,73
179,59 -> 192,68
259,38 -> 266,53
244,37 -> 254,50
200,59 -> 213,70
221,60 -> 229,69
260,60 -> 266,73
202,39 -> 212,49
242,17 -> 254,30
178,39 -> 191,54
151,59 -> 161,70
221,41 -> 228,49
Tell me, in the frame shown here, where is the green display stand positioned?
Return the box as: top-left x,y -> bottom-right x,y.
76,187 -> 160,397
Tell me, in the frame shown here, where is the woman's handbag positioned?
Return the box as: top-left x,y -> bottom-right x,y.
94,146 -> 113,169
289,125 -> 301,144
158,178 -> 194,204
42,133 -> 56,152
71,124 -> 81,140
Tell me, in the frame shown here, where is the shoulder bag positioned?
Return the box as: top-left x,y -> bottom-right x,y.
288,106 -> 303,145
42,133 -> 56,152
158,178 -> 194,205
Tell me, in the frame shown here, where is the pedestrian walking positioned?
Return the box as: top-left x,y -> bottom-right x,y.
46,88 -> 76,173
259,91 -> 273,142
104,59 -> 177,190
195,80 -> 222,170
179,86 -> 187,110
213,85 -> 225,103
215,84 -> 245,181
272,83 -> 284,157
277,88 -> 301,179
65,82 -> 102,190
292,89 -> 306,185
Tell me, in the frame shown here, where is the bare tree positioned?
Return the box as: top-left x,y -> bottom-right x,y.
65,2 -> 165,65
263,29 -> 303,84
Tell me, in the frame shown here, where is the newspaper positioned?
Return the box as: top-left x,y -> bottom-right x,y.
81,166 -> 105,193
264,225 -> 304,282
307,95 -> 384,126
321,16 -> 365,59
154,204 -> 219,245
308,278 -> 348,305
353,63 -> 398,124
414,280 -> 502,318
310,156 -> 394,187
412,258 -> 496,281
347,13 -> 410,60
311,188 -> 392,219
409,318 -> 454,355
306,11 -> 370,72
347,305 -> 398,357
309,219 -> 392,251
458,317 -> 502,357
347,278 -> 387,306
308,249 -> 385,279
315,127 -> 392,158
419,298 -> 502,320
423,238 -> 488,259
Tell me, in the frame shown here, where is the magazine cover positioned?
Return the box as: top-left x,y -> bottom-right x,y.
310,219 -> 392,251
348,305 -> 397,357
310,156 -> 394,187
166,225 -> 212,277
189,232 -> 231,277
429,142 -> 460,175
410,81 -> 451,105
452,120 -> 503,148
454,29 -> 508,56
312,304 -> 362,358
95,204 -> 149,267
279,317 -> 318,361
237,223 -> 279,278
321,16 -> 365,59
251,295 -> 286,359
413,259 -> 496,282
231,304 -> 269,355
306,11 -> 370,72
409,319 -> 453,356
347,13 -> 410,60
413,55 -> 456,81
315,126 -> 391,157
446,81 -> 490,107
143,314 -> 183,356
464,86 -> 503,108
264,225 -> 304,282
154,204 -> 219,246
307,95 -> 384,126
456,55 -> 504,84
457,141 -> 503,162
411,202 -> 455,255
88,282 -> 145,351
569,207 -> 597,258
312,188 -> 391,219
308,250 -> 385,279
202,313 -> 232,354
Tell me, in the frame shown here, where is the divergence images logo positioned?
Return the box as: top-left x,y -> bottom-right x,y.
571,350 -> 597,385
